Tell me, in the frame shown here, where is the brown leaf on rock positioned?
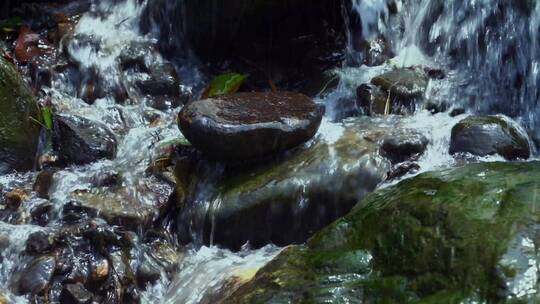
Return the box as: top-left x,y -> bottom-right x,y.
14,27 -> 53,62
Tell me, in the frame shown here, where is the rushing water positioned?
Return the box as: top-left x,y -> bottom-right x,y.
359,0 -> 540,139
1,0 -> 539,302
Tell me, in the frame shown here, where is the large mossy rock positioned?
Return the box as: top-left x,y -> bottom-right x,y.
450,115 -> 530,160
177,117 -> 424,250
177,92 -> 323,161
226,161 -> 540,303
0,57 -> 40,173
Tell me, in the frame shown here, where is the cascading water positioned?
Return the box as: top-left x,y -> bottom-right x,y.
352,0 -> 540,138
0,0 -> 286,302
1,0 -> 539,303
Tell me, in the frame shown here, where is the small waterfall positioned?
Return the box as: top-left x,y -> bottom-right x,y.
348,0 -> 540,140
1,0 -> 540,302
158,245 -> 281,304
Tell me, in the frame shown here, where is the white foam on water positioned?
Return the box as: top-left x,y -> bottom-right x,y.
0,223 -> 44,304
156,245 -> 282,304
351,0 -> 388,40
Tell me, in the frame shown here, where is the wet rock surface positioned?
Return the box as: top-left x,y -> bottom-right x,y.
136,62 -> 189,110
53,113 -> 117,166
380,131 -> 429,163
60,283 -> 93,304
356,68 -> 429,115
449,115 -> 531,160
371,68 -> 428,100
225,161 -> 540,303
2,0 -> 540,302
176,117 -> 420,250
178,92 -> 323,161
14,255 -> 56,295
7,217 -> 182,303
386,161 -> 421,180
65,178 -> 173,230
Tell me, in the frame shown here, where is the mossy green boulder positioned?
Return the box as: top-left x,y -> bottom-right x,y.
0,57 -> 40,172
225,161 -> 540,303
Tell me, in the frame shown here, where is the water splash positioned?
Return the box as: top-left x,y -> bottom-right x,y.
0,222 -> 44,303
159,245 -> 281,304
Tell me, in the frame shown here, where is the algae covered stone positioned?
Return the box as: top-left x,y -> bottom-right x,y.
0,56 -> 40,172
226,161 -> 540,303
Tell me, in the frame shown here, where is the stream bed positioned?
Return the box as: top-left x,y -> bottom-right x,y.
0,0 -> 539,303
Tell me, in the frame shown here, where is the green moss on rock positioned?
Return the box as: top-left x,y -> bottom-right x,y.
226,161 -> 540,303
0,57 -> 40,172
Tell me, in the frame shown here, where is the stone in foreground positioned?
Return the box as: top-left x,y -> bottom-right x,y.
225,161 -> 540,303
178,92 -> 323,161
449,115 -> 530,160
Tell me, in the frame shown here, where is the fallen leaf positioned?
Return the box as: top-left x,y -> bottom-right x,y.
202,73 -> 248,99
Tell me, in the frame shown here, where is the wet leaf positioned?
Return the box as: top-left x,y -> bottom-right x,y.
159,136 -> 191,148
202,73 -> 247,98
14,27 -> 49,62
0,17 -> 24,31
41,106 -> 53,130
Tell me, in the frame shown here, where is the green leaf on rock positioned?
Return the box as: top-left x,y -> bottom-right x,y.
159,136 -> 191,148
0,18 -> 24,33
41,106 -> 53,130
202,73 -> 247,98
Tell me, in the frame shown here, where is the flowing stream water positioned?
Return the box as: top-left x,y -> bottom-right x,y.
0,0 -> 539,302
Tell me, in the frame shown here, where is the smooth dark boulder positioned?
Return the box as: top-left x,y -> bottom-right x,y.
136,63 -> 179,97
177,117 -> 422,250
357,68 -> 429,115
0,57 -> 41,173
371,68 -> 428,100
449,115 -> 530,160
118,41 -> 157,72
53,113 -> 117,165
136,62 -> 189,110
178,92 -> 323,161
356,83 -> 389,115
67,188 -> 159,230
25,231 -> 55,254
225,161 -> 540,303
33,169 -> 54,199
380,131 -> 429,163
30,201 -> 53,226
349,36 -> 393,66
15,255 -> 56,295
59,283 -> 93,304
